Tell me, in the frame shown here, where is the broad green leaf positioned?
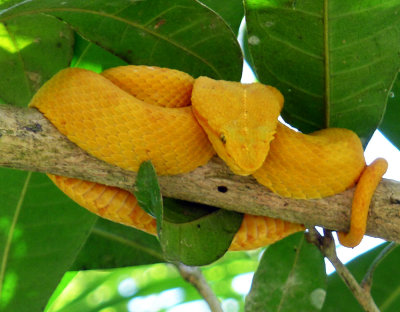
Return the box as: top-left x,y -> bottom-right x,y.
199,0 -> 244,35
71,218 -> 164,270
161,200 -> 243,266
245,0 -> 400,144
0,14 -> 73,106
0,170 -> 96,312
245,232 -> 326,312
323,243 -> 400,312
133,162 -> 242,266
0,0 -> 243,80
380,72 -> 400,150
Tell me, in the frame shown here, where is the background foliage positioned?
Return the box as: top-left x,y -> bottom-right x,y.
0,0 -> 399,311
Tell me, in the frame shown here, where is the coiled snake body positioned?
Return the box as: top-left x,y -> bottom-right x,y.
29,65 -> 388,251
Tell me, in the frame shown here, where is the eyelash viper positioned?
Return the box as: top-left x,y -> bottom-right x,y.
28,65 -> 388,251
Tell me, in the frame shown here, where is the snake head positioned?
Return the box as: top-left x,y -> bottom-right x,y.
192,77 -> 283,176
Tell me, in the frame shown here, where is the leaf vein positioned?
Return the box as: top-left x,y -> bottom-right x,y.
332,54 -> 393,76
260,30 -> 323,61
0,172 -> 32,296
331,23 -> 397,52
260,63 -> 323,98
330,3 -> 400,20
333,81 -> 384,104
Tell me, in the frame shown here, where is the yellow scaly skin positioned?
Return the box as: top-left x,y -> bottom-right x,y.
29,65 -> 387,250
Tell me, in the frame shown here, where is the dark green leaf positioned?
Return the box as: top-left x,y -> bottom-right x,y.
380,72 -> 400,150
0,0 -> 243,80
162,198 -> 219,223
199,0 -> 244,35
245,232 -> 326,312
0,15 -> 73,106
134,160 -> 162,223
134,162 -> 243,266
71,218 -> 164,270
160,200 -> 243,266
0,170 -> 96,312
245,0 -> 400,144
323,243 -> 400,312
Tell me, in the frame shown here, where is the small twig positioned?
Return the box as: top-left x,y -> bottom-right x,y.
175,263 -> 223,312
307,228 -> 380,312
361,242 -> 398,292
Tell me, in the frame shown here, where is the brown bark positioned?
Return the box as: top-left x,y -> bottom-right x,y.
1,104 -> 400,243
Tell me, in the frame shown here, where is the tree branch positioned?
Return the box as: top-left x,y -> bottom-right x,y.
1,104 -> 400,243
175,263 -> 223,312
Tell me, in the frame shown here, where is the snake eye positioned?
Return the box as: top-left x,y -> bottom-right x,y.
220,133 -> 226,144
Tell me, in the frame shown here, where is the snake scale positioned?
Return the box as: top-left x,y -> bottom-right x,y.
29,65 -> 388,251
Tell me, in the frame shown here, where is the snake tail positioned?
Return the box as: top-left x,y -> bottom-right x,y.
338,158 -> 388,247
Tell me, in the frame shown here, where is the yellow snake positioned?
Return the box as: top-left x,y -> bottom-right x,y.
28,65 -> 388,251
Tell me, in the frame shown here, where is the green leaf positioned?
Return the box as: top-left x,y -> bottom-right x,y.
245,0 -> 400,144
323,243 -> 400,312
134,162 -> 243,266
45,265 -> 187,312
0,14 -> 73,106
161,200 -> 243,266
134,160 -> 163,224
0,0 -> 243,80
71,218 -> 164,270
245,232 -> 326,312
0,170 -> 96,312
199,0 -> 244,35
45,270 -> 125,312
44,271 -> 79,312
380,72 -> 400,150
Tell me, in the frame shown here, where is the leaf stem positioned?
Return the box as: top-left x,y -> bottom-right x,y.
307,228 -> 379,312
175,263 -> 223,312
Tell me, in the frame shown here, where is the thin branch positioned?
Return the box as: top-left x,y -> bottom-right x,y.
307,228 -> 380,312
175,263 -> 223,312
361,242 -> 398,292
1,104 -> 400,243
